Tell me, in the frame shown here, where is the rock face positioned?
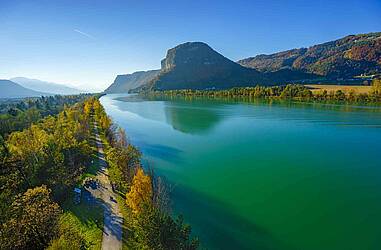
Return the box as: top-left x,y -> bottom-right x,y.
104,70 -> 160,93
238,32 -> 381,79
0,80 -> 49,99
147,42 -> 270,90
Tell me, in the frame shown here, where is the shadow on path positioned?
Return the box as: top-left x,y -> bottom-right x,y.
91,121 -> 123,250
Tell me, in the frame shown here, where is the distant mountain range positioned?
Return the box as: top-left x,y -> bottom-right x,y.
105,70 -> 160,93
102,32 -> 379,92
238,32 -> 381,79
11,77 -> 84,95
0,80 -> 49,99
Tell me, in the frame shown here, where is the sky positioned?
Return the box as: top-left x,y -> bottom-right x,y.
0,0 -> 380,92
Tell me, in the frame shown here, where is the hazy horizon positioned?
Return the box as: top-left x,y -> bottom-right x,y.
1,0 -> 380,91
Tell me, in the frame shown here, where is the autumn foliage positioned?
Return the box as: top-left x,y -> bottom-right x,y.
0,185 -> 61,249
0,95 -> 100,248
126,167 -> 153,214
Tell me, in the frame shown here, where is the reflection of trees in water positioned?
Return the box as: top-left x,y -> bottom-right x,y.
148,94 -> 381,113
115,95 -> 168,123
155,95 -> 381,129
113,95 -> 225,134
164,99 -> 223,134
116,94 -> 381,134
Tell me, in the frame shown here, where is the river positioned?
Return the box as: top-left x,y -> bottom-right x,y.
100,94 -> 381,250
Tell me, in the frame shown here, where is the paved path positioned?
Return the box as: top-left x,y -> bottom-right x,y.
92,122 -> 123,250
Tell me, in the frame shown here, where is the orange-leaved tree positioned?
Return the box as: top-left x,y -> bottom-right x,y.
126,167 -> 152,215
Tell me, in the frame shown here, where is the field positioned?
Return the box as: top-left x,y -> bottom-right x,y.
305,84 -> 372,94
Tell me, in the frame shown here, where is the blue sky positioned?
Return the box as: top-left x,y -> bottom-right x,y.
0,0 -> 380,91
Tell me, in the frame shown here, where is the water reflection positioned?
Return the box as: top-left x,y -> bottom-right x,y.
164,104 -> 222,134
117,95 -> 225,134
116,95 -> 381,134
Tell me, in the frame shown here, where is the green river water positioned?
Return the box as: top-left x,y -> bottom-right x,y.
100,94 -> 381,250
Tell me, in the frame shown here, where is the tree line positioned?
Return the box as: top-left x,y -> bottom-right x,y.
0,94 -> 91,139
150,79 -> 381,104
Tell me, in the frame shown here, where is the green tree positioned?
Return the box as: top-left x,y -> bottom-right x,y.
47,215 -> 88,250
133,207 -> 199,250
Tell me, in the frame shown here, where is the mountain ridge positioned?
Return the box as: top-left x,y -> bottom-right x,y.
0,79 -> 51,99
104,70 -> 160,93
238,32 -> 381,79
11,77 -> 84,95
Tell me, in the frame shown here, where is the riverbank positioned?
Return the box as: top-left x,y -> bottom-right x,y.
305,84 -> 372,94
144,81 -> 381,104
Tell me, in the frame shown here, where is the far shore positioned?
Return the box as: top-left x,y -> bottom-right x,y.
305,84 -> 372,94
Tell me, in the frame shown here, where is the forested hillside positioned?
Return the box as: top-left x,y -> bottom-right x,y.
238,32 -> 381,79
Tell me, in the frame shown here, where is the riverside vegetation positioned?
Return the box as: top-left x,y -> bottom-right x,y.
0,95 -> 198,249
149,79 -> 381,104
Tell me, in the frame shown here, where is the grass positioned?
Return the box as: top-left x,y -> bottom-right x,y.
61,197 -> 104,249
305,84 -> 372,94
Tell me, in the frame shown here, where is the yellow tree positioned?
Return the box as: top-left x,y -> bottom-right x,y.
126,167 -> 153,214
372,78 -> 381,94
99,115 -> 111,131
83,99 -> 93,116
0,185 -> 61,249
7,125 -> 51,186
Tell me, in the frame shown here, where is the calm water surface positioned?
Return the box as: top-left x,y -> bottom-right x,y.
100,94 -> 381,250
